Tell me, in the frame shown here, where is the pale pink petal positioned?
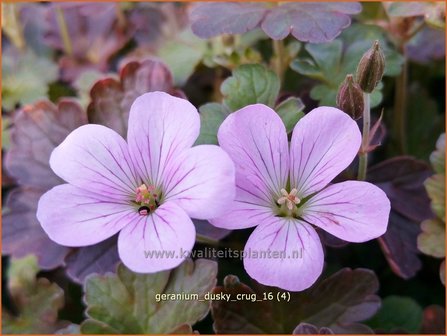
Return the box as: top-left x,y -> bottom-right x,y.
210,187 -> 274,229
301,181 -> 390,242
37,184 -> 135,247
127,92 -> 200,187
117,201 -> 196,273
217,104 -> 289,204
290,107 -> 361,198
244,216 -> 324,291
50,124 -> 138,201
164,145 -> 235,219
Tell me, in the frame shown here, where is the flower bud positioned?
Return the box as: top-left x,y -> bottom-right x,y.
356,40 -> 385,93
336,74 -> 364,120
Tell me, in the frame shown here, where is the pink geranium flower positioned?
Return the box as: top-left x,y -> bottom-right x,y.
211,104 -> 390,291
37,92 -> 235,273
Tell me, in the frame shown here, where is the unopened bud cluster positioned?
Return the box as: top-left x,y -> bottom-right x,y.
336,40 -> 385,119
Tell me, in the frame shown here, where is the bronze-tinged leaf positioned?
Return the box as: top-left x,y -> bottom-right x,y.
44,2 -> 132,82
3,99 -> 86,269
211,275 -> 278,334
367,157 -> 434,279
5,100 -> 87,189
190,2 -> 361,43
2,188 -> 70,270
2,256 -> 68,334
212,269 -> 379,334
261,2 -> 362,43
64,236 -> 120,284
367,156 -> 432,222
377,211 -> 422,280
190,2 -> 267,39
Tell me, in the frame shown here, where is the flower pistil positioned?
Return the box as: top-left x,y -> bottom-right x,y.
277,188 -> 301,217
135,183 -> 160,215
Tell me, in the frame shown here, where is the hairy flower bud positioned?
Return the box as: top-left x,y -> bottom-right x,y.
356,40 -> 385,93
336,74 -> 364,120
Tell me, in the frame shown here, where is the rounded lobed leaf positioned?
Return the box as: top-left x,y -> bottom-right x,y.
81,259 -> 217,334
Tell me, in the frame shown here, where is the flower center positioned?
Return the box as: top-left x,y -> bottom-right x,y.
135,184 -> 160,216
276,188 -> 301,217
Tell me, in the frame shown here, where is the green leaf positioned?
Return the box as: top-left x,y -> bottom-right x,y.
158,29 -> 207,86
81,259 -> 217,334
425,174 -> 445,221
8,255 -> 40,287
2,48 -> 58,111
2,256 -> 67,334
418,218 -> 445,258
291,23 -> 403,107
386,2 -> 430,17
430,133 -> 445,175
195,103 -> 231,145
423,133 -> 446,221
221,63 -> 280,111
73,70 -> 115,109
366,296 -> 423,333
202,31 -> 264,70
275,97 -> 305,133
289,58 -> 322,78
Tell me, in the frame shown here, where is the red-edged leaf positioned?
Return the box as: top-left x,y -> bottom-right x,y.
87,58 -> 184,137
377,211 -> 422,279
421,305 -> 445,334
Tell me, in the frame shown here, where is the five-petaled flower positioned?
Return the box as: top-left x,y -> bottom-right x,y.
37,92 -> 235,273
211,104 -> 390,291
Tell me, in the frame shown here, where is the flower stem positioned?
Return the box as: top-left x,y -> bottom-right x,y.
196,234 -> 220,246
3,3 -> 26,51
393,49 -> 408,154
272,39 -> 286,83
358,93 -> 370,181
55,5 -> 73,56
